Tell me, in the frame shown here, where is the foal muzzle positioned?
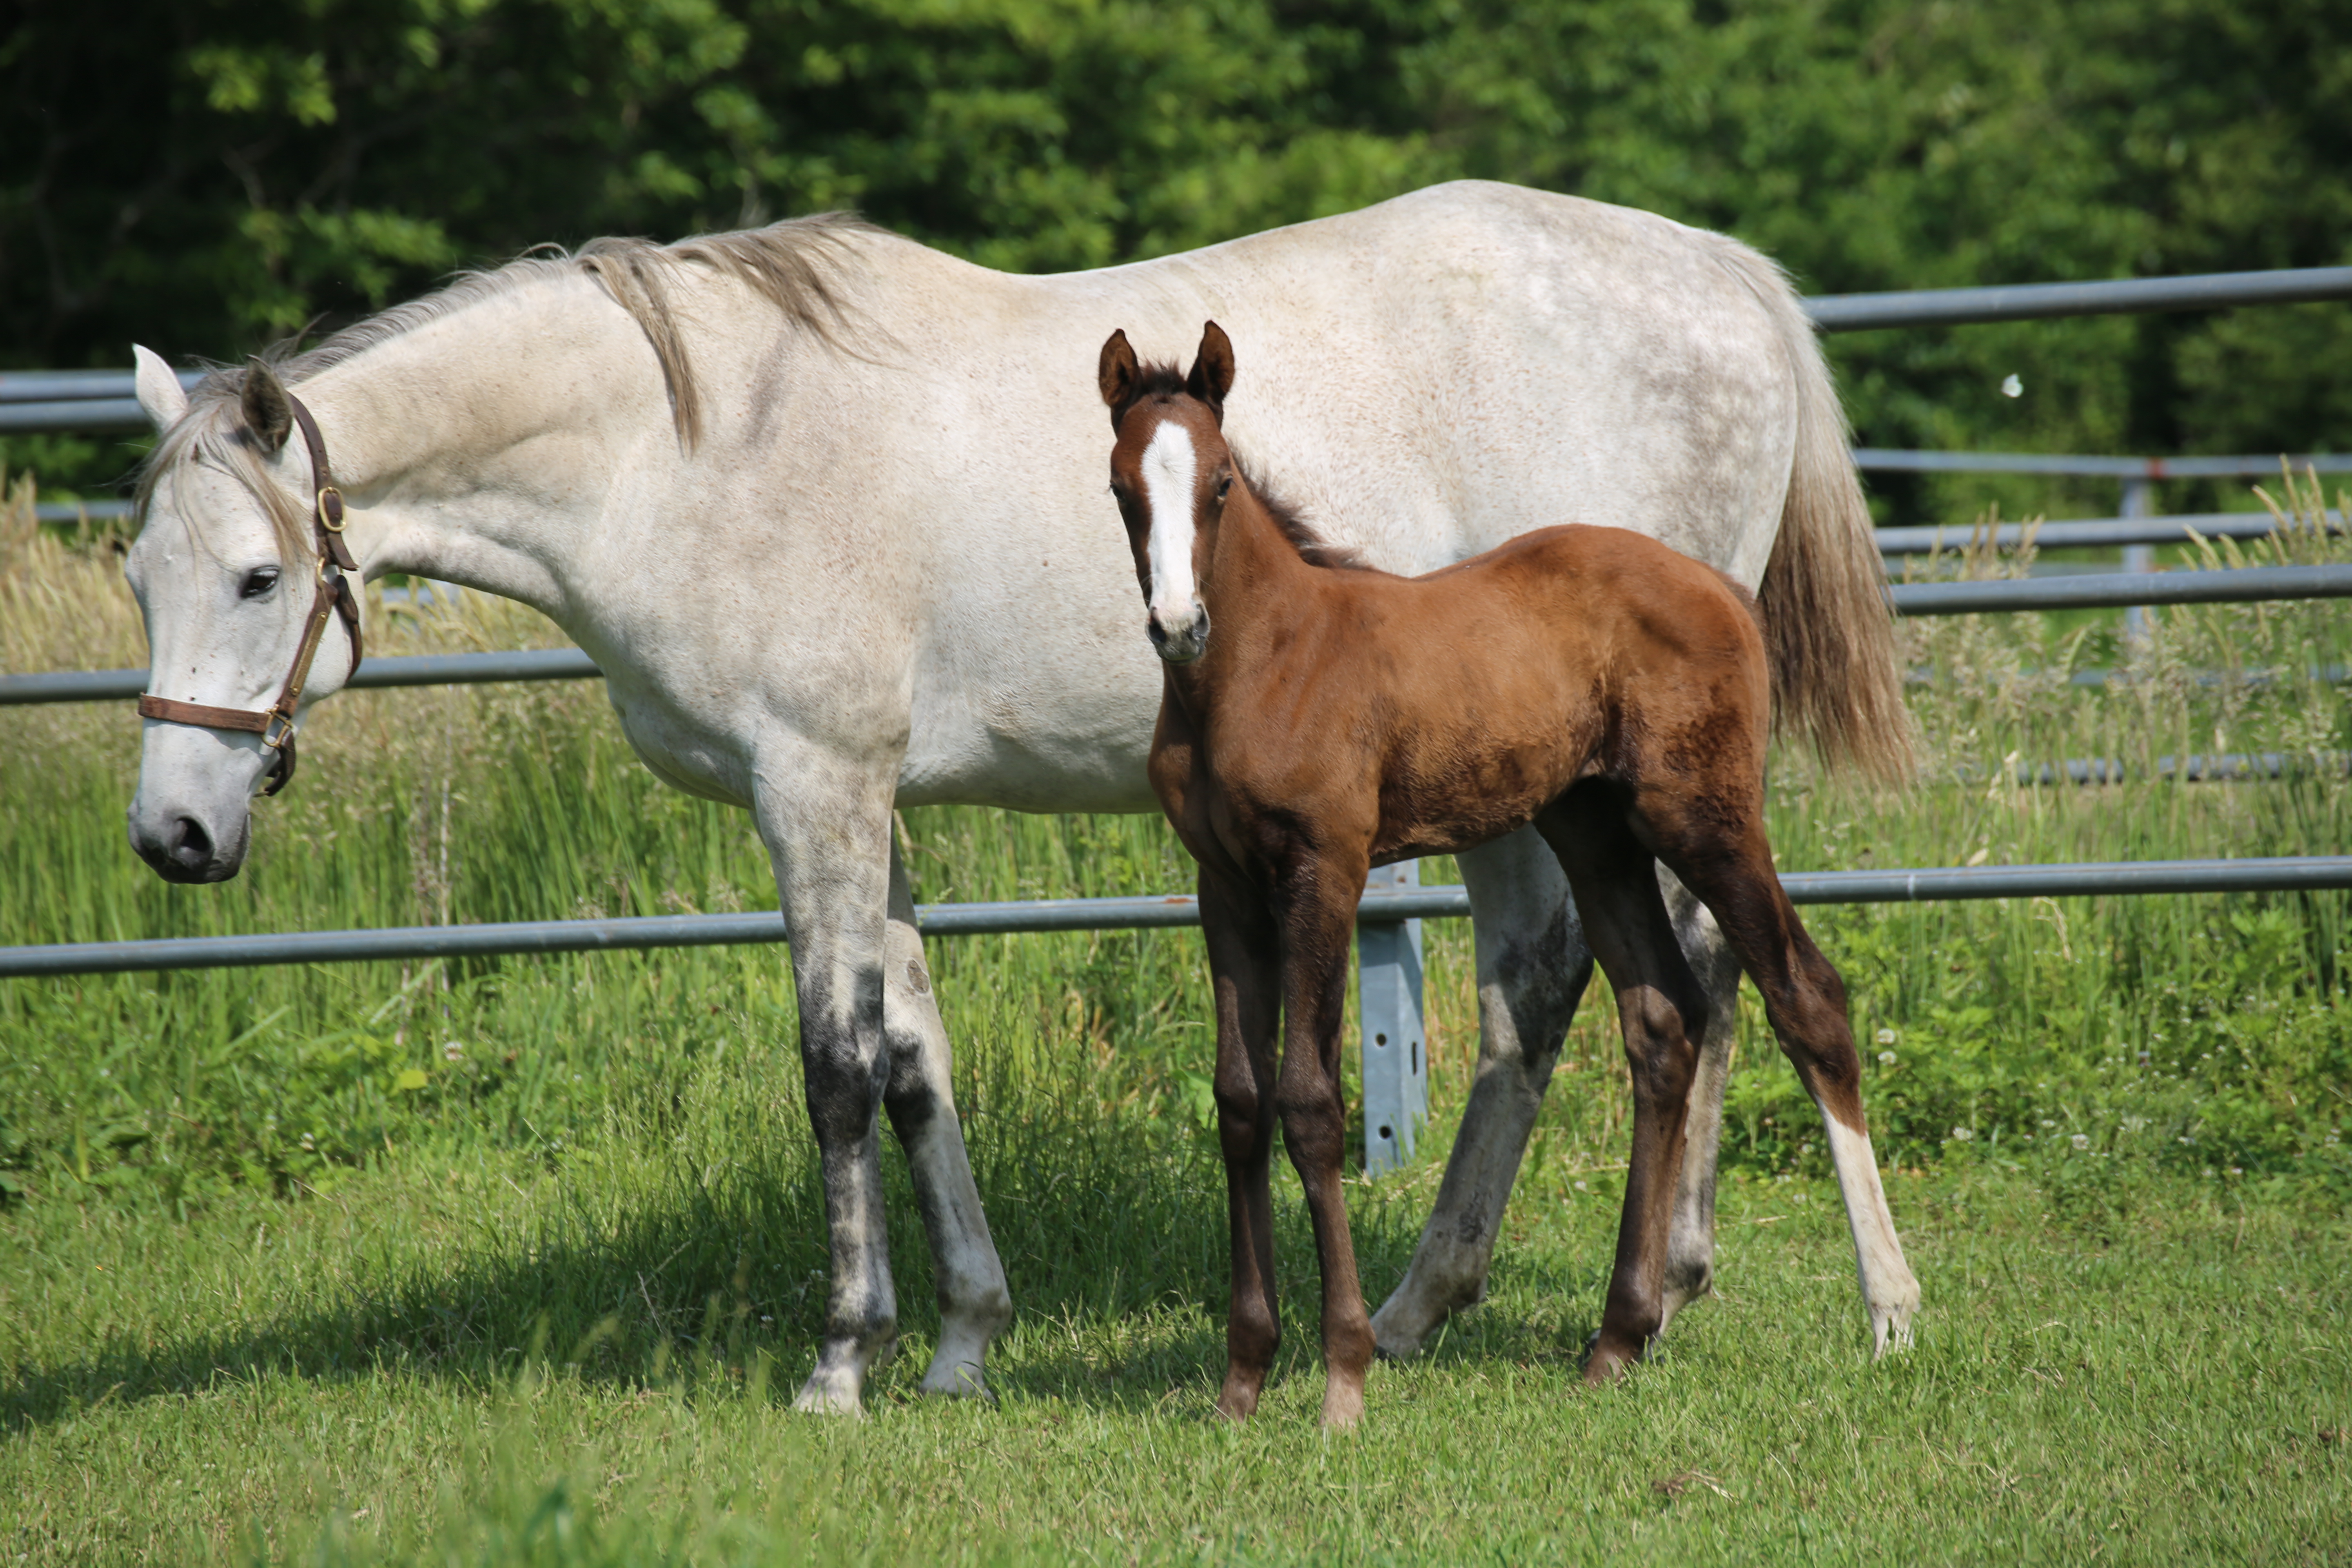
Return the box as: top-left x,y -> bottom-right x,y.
1148,604 -> 1210,664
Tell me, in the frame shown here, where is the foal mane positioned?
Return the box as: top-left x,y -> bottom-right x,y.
1128,363 -> 1369,572
136,212 -> 878,552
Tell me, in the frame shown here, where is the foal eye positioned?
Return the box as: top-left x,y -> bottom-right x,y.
1214,475 -> 1232,501
239,567 -> 281,599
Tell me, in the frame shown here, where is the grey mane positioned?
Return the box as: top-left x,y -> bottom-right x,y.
136,212 -> 878,549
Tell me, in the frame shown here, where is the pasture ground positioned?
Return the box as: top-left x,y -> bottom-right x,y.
3,473 -> 2350,1561
4,1081 -> 2346,1565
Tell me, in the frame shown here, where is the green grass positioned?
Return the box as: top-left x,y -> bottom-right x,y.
2,473 -> 2351,1561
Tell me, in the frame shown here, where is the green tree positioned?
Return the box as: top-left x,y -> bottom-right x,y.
5,0 -> 2348,515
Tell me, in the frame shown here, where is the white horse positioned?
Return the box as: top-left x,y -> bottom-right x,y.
123,180 -> 1914,1414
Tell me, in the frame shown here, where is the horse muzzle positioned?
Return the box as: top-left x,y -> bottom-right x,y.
127,799 -> 251,884
1148,604 -> 1210,664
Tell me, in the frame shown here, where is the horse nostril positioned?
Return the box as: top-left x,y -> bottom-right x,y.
169,815 -> 214,867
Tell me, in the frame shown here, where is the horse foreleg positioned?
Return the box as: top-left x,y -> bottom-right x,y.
1655,873 -> 1746,1332
882,842 -> 1013,1400
1370,827 -> 1592,1358
1199,870 -> 1283,1421
1271,866 -> 1378,1428
756,762 -> 901,1416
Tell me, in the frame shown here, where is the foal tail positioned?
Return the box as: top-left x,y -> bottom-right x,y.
1715,246 -> 1914,787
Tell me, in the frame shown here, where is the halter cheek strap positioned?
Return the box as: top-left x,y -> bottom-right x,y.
136,390 -> 364,797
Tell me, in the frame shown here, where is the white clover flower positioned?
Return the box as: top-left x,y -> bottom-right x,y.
2071,1133 -> 2090,1151
1951,1127 -> 1974,1143
443,1040 -> 465,1062
1573,1179 -> 1588,1192
1874,1028 -> 1897,1047
1879,1051 -> 1898,1066
2000,374 -> 2023,397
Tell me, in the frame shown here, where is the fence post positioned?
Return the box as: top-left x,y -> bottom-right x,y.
2121,476 -> 2156,642
1359,859 -> 1428,1174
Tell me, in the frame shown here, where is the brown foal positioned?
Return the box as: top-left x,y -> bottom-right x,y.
1099,322 -> 1917,1426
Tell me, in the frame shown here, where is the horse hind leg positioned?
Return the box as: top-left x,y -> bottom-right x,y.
1656,874 -> 1744,1333
1647,810 -> 1921,1357
1370,828 -> 1593,1359
882,842 -> 1013,1400
1533,791 -> 1711,1384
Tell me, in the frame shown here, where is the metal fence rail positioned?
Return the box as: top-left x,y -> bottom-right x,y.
4,262 -> 2348,434
1875,511 -> 2345,555
5,856 -> 2347,982
9,564 -> 2348,708
1806,265 -> 2352,331
1888,562 -> 2352,615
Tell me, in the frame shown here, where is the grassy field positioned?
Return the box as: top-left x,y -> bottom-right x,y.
2,471 -> 2349,1562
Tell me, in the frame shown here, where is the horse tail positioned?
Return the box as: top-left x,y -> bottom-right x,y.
1715,245 -> 1914,786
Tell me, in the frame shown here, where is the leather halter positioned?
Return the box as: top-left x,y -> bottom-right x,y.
136,391 -> 364,797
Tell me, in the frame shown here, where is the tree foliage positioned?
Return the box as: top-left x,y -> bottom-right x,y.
5,0 -> 2349,503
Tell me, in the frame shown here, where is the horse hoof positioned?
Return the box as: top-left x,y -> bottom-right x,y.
918,1360 -> 998,1404
790,1374 -> 868,1417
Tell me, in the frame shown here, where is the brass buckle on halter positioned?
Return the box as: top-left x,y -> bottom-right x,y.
316,486 -> 346,532
262,710 -> 298,752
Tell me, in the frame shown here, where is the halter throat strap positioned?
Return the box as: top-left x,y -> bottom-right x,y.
136,388 -> 364,797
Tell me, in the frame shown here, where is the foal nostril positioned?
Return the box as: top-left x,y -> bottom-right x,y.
169,815 -> 214,870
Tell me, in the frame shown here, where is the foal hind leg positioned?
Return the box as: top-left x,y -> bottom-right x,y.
1648,815 -> 1920,1356
1657,875 -> 1745,1332
882,842 -> 1013,1399
1370,829 -> 1593,1358
1534,793 -> 1713,1384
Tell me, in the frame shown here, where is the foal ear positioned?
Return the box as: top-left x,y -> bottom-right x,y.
1185,320 -> 1235,423
240,358 -> 294,455
1098,329 -> 1140,427
131,345 -> 189,432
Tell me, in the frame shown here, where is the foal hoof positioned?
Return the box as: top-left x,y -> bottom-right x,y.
1320,1383 -> 1366,1430
1581,1332 -> 1645,1387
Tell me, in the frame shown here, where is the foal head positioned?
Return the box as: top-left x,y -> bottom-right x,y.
1097,321 -> 1238,665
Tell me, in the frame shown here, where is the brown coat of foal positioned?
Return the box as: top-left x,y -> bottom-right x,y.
1100,322 -> 1918,1427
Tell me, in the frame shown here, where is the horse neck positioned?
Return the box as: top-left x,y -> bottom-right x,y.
287,272 -> 677,615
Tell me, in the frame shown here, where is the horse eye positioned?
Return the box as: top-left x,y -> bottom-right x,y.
239,566 -> 281,599
1215,475 -> 1232,501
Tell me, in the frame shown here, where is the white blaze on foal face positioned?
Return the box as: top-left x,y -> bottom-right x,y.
1139,417 -> 1208,660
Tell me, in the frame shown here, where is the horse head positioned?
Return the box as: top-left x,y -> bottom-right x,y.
1097,321 -> 1236,664
122,347 -> 361,882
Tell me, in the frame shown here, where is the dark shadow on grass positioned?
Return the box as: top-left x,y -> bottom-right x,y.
0,1082 -> 1668,1434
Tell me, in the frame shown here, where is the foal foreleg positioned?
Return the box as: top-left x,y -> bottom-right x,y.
756,760 -> 902,1415
882,843 -> 1013,1399
1370,829 -> 1593,1358
1272,873 -> 1379,1427
1199,871 -> 1283,1420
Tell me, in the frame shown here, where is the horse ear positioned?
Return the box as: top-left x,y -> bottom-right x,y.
1185,320 -> 1235,423
1098,329 -> 1140,427
131,345 -> 189,432
240,357 -> 294,455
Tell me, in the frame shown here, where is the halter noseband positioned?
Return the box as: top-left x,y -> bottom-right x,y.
136,391 -> 364,797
